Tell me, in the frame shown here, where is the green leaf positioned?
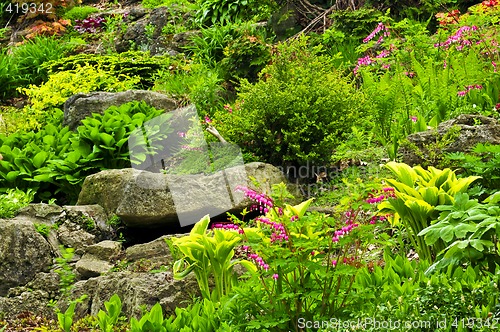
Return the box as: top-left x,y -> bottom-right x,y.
32,151 -> 49,168
99,133 -> 116,147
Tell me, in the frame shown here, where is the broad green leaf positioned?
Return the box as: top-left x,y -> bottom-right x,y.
32,151 -> 49,168
385,162 -> 417,187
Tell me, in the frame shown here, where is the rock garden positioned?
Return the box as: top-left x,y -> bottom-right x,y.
1,0 -> 500,331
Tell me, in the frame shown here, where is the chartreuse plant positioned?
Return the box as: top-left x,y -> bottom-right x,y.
129,297 -> 232,332
97,294 -> 123,332
171,214 -> 256,301
0,188 -> 34,218
56,295 -> 88,332
20,64 -> 140,130
378,162 -> 480,262
420,192 -> 500,274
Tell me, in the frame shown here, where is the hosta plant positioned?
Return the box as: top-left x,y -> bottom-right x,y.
378,162 -> 480,262
170,214 -> 257,302
420,192 -> 500,273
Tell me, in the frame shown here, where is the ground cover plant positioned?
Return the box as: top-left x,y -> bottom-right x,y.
2,0 -> 500,330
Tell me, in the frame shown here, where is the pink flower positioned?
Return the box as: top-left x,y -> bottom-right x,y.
177,131 -> 186,138
410,116 -> 418,123
272,273 -> 279,280
332,260 -> 337,267
204,116 -> 212,123
363,22 -> 388,44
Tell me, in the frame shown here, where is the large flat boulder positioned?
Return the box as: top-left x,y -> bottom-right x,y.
77,162 -> 288,228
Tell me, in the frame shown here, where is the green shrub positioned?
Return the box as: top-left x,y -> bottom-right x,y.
154,62 -> 225,115
215,37 -> 367,167
420,192 -> 500,274
62,5 -> 99,21
0,188 -> 34,218
446,143 -> 500,194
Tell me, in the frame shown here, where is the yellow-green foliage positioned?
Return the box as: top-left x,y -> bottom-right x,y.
20,65 -> 141,129
379,162 -> 480,261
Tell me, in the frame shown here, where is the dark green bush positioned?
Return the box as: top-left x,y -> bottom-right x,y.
215,37 -> 368,167
195,0 -> 276,26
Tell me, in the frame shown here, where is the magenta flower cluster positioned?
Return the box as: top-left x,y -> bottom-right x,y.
211,222 -> 244,234
366,187 -> 395,204
353,49 -> 392,75
369,214 -> 389,225
434,25 -> 478,50
332,211 -> 359,243
248,252 -> 269,271
457,84 -> 483,97
363,22 -> 390,44
256,217 -> 289,243
235,186 -> 274,214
